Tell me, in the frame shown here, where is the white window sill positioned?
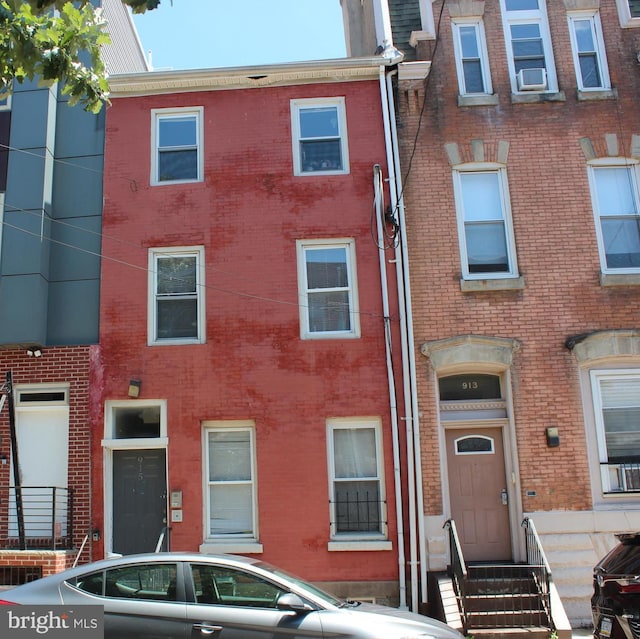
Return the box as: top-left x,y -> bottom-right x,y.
200,541 -> 263,554
600,272 -> 640,287
328,540 -> 393,552
460,276 -> 525,292
511,91 -> 566,104
577,88 -> 617,101
458,94 -> 500,107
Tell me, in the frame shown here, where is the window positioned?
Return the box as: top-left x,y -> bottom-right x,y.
588,163 -> 640,272
190,564 -> 285,608
616,0 -> 640,27
591,370 -> 640,493
296,239 -> 359,339
291,98 -> 349,175
327,419 -> 386,539
74,564 -> 178,601
452,167 -> 519,279
500,0 -> 558,93
568,12 -> 610,91
0,93 -> 10,111
151,107 -> 203,185
148,247 -> 205,345
204,423 -> 257,541
452,20 -> 492,96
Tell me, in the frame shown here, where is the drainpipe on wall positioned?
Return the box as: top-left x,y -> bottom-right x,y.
379,66 -> 427,611
373,162 -> 407,611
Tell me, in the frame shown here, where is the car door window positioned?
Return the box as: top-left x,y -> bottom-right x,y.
190,564 -> 286,608
75,564 -> 178,601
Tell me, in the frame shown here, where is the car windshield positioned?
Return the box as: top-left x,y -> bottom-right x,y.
252,560 -> 344,607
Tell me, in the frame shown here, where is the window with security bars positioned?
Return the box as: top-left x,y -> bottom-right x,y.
328,422 -> 386,537
148,247 -> 205,344
291,98 -> 349,176
591,371 -> 640,493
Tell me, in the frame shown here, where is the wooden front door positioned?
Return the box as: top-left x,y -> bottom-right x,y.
446,427 -> 512,561
112,449 -> 167,555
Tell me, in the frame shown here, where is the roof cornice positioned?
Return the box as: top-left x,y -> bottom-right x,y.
108,56 -> 394,98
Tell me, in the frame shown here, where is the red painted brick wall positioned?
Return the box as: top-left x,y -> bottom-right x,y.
99,79 -> 404,584
401,1 -> 640,515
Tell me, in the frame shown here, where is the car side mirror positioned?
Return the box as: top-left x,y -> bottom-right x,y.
276,592 -> 314,613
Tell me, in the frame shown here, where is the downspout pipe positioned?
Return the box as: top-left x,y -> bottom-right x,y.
373,162 -> 406,610
381,66 -> 427,611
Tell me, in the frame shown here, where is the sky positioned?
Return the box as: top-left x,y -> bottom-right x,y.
131,0 -> 348,72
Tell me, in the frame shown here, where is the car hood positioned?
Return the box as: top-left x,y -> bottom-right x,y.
321,602 -> 463,639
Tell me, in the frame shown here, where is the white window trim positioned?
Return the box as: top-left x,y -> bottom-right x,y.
567,11 -> 611,92
451,18 -> 493,96
148,246 -> 206,346
587,159 -> 640,275
201,420 -> 260,548
150,107 -> 204,186
499,0 -> 558,94
326,417 -> 389,548
452,163 -> 520,280
290,97 -> 349,176
615,0 -> 640,28
296,238 -> 360,340
0,93 -> 10,111
590,369 -> 640,496
101,399 -> 168,447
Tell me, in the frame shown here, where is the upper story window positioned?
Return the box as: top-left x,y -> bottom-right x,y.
452,19 -> 493,96
296,239 -> 360,339
151,107 -> 203,185
148,246 -> 206,345
327,419 -> 387,541
588,162 -> 640,273
568,12 -> 610,91
616,0 -> 640,27
291,98 -> 349,176
452,166 -> 519,279
500,0 -> 558,94
591,370 -> 640,494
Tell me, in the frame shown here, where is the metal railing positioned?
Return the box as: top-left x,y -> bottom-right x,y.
522,517 -> 552,622
445,518 -> 553,631
0,486 -> 74,550
600,462 -> 640,493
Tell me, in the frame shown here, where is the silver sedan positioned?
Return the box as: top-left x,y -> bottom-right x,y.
0,552 -> 463,639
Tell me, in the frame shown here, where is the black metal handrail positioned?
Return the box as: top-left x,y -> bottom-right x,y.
0,486 -> 74,550
522,517 -> 552,622
444,519 -> 469,627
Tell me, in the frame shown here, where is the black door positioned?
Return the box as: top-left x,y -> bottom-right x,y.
113,449 -> 167,555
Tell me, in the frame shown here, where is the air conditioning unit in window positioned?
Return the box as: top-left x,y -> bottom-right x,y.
517,68 -> 547,91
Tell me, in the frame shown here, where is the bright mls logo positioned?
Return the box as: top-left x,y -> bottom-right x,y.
0,606 -> 103,638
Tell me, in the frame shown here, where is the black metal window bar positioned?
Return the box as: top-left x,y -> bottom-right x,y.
444,518 -> 553,632
331,489 -> 385,533
601,462 -> 640,493
0,487 -> 74,550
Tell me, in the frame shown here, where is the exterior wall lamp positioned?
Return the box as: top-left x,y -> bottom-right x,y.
26,346 -> 42,358
128,379 -> 141,398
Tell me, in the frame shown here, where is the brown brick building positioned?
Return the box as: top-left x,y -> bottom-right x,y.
344,0 -> 640,626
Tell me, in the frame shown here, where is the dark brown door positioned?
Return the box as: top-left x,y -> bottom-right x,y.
113,449 -> 167,555
446,427 -> 512,561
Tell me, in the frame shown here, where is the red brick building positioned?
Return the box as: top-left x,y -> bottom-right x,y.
97,58 -> 410,604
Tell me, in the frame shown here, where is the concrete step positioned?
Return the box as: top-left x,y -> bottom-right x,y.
467,610 -> 551,628
465,592 -> 545,612
470,628 -> 551,639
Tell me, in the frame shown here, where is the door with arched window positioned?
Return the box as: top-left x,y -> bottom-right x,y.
440,374 -> 512,561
